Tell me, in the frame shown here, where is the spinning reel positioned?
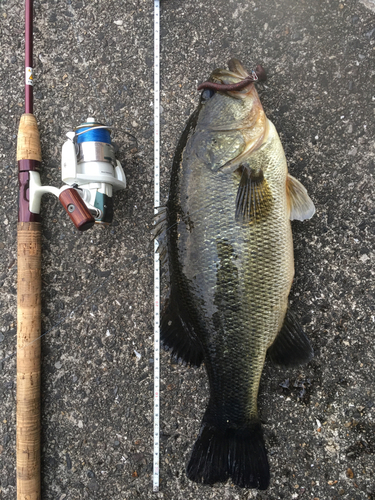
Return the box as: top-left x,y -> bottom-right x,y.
29,117 -> 126,230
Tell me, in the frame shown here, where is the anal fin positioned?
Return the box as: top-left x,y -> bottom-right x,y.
267,309 -> 313,367
161,294 -> 204,367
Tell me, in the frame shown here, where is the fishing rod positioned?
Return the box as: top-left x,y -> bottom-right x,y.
16,1 -> 126,497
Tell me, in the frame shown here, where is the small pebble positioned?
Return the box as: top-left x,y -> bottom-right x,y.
359,254 -> 369,263
279,378 -> 289,389
66,453 -> 72,470
134,350 -> 141,360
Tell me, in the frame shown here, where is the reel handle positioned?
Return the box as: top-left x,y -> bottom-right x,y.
59,188 -> 95,231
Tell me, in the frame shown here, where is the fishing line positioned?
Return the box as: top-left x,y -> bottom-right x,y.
76,126 -> 111,143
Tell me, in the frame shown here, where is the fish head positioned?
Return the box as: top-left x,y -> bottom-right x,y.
194,59 -> 267,170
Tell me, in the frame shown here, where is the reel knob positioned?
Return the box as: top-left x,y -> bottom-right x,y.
59,187 -> 95,231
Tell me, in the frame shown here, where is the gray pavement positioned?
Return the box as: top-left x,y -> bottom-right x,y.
1,0 -> 375,499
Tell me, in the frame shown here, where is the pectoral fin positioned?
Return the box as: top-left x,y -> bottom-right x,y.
286,175 -> 315,221
235,167 -> 273,223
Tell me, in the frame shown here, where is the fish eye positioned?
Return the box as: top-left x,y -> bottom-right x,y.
201,88 -> 215,101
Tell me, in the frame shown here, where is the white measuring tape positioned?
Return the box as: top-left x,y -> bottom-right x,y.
153,0 -> 160,493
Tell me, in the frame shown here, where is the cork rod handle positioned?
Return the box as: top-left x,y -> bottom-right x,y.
17,113 -> 42,162
17,222 -> 42,500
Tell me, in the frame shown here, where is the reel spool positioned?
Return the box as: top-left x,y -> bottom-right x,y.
29,117 -> 126,230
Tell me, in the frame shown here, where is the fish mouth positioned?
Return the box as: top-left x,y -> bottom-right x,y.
197,58 -> 267,92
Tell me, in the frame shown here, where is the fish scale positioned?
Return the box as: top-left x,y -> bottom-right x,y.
159,59 -> 315,489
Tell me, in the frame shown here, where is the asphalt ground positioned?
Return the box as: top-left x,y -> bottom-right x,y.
1,0 -> 375,499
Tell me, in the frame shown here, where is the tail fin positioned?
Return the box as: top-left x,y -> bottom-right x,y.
186,416 -> 270,489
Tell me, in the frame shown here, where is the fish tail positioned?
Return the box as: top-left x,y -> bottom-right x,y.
186,408 -> 270,489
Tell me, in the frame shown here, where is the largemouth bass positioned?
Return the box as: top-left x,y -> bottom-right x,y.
155,59 -> 315,489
